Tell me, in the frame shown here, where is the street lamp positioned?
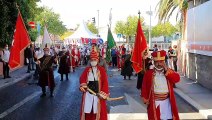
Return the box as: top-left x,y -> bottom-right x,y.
146,6 -> 153,49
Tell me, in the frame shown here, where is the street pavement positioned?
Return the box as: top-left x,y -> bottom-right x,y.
0,66 -> 206,120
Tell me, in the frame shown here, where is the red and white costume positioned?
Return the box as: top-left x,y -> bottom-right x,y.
141,50 -> 180,120
101,46 -> 106,59
80,46 -> 109,120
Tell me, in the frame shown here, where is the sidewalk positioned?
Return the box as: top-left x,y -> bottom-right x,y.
0,66 -> 33,90
175,75 -> 212,119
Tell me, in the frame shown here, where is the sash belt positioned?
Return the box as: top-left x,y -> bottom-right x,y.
154,93 -> 169,101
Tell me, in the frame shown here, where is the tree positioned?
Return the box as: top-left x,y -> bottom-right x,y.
114,15 -> 146,43
87,22 -> 98,34
0,0 -> 43,47
0,0 -> 41,47
115,21 -> 126,35
151,22 -> 177,37
156,0 -> 188,39
34,7 -> 67,37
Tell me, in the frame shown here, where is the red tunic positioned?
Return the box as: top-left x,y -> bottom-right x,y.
71,49 -> 76,68
141,69 -> 180,120
76,50 -> 81,66
80,66 -> 109,120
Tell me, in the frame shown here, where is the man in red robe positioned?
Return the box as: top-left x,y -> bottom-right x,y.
79,46 -> 109,120
141,50 -> 180,120
71,45 -> 76,72
76,47 -> 81,66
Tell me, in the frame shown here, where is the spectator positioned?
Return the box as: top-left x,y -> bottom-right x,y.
173,45 -> 178,72
26,44 -> 35,73
168,46 -> 174,69
153,44 -> 158,51
111,47 -> 117,67
0,44 -> 11,79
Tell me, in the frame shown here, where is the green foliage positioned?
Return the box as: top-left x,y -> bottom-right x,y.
87,22 -> 98,34
0,1 -> 67,47
0,0 -> 40,47
114,15 -> 147,42
151,22 -> 177,37
34,7 -> 67,36
156,0 -> 188,23
114,21 -> 126,35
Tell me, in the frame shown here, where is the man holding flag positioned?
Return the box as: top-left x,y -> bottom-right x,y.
131,12 -> 180,119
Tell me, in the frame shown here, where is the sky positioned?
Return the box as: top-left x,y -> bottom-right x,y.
37,0 -> 177,30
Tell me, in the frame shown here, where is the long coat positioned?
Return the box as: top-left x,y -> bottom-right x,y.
58,52 -> 71,74
80,66 -> 109,120
141,68 -> 180,120
136,57 -> 152,89
121,54 -> 133,76
38,55 -> 56,89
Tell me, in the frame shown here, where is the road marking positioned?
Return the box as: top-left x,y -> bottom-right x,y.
0,74 -> 60,119
108,113 -> 206,120
0,91 -> 40,119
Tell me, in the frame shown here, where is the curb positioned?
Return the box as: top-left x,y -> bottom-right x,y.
0,73 -> 33,90
174,88 -> 212,119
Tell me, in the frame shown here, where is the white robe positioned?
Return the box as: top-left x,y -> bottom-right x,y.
84,67 -> 98,113
154,71 -> 172,119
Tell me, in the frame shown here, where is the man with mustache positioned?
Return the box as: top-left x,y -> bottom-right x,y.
141,50 -> 180,120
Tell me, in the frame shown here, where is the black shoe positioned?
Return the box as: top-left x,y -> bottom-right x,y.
7,76 -> 11,78
60,79 -> 63,81
3,77 -> 6,79
66,79 -> 69,81
50,94 -> 54,97
40,93 -> 46,98
26,71 -> 30,73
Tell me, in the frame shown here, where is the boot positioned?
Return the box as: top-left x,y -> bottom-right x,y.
66,74 -> 69,81
40,93 -> 46,98
50,89 -> 54,97
60,74 -> 63,81
129,76 -> 131,80
40,87 -> 46,98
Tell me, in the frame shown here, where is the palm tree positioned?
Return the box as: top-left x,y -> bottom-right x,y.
156,0 -> 188,39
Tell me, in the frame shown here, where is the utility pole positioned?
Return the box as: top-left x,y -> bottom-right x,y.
146,6 -> 153,49
97,10 -> 100,37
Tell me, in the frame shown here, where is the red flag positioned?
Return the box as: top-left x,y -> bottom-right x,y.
131,18 -> 147,73
9,12 -> 30,69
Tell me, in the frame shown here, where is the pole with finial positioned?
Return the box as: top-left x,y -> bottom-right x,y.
138,10 -> 141,19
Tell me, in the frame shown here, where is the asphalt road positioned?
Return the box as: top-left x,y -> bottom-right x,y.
0,66 -> 201,120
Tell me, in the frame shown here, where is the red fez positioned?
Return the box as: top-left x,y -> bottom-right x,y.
90,46 -> 99,60
151,50 -> 166,61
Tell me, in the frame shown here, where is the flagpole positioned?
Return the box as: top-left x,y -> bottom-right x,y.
15,3 -> 31,44
109,8 -> 112,29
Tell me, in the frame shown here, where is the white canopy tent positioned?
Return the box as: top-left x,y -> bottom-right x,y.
64,21 -> 99,45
